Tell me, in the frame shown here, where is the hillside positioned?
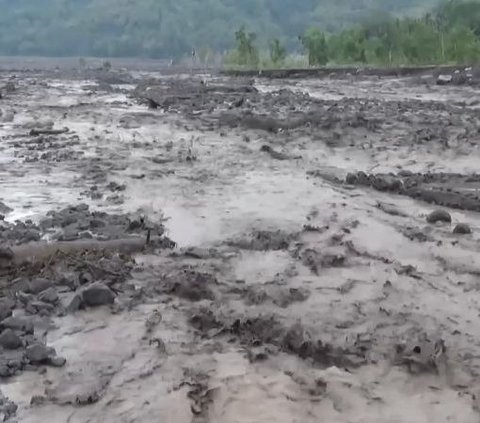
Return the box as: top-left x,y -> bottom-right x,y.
0,0 -> 444,58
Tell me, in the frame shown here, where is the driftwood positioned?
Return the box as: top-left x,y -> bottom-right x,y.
29,127 -> 69,136
1,237 -> 148,267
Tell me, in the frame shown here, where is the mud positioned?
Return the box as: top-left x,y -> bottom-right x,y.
1,62 -> 480,422
344,171 -> 480,213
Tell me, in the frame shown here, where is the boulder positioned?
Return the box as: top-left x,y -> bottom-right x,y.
436,74 -> 453,85
25,343 -> 55,364
0,329 -> 22,349
38,287 -> 59,304
453,223 -> 472,234
48,356 -> 66,367
81,283 -> 115,307
0,299 -> 15,321
66,294 -> 83,313
426,209 -> 452,224
27,278 -> 53,295
0,316 -> 34,334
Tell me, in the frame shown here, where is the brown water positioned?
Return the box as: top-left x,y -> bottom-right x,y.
2,68 -> 480,422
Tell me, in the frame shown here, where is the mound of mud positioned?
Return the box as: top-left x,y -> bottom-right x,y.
158,266 -> 217,302
228,230 -> 296,251
190,310 -> 366,368
345,171 -> 480,212
0,204 -> 167,249
134,78 -> 257,111
38,203 -> 164,242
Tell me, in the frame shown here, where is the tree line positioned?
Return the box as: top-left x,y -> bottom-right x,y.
0,0 -> 442,59
0,0 -> 479,65
228,0 -> 480,67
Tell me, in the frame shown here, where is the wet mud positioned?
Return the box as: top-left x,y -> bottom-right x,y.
344,171 -> 480,212
1,63 -> 480,422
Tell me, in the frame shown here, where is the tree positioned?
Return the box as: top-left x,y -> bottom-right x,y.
233,26 -> 259,67
301,28 -> 328,66
328,28 -> 367,64
446,26 -> 480,63
269,38 -> 286,65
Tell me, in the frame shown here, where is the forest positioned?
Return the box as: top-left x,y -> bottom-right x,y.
0,0 -> 479,65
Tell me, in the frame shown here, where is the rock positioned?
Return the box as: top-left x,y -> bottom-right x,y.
426,209 -> 452,224
4,82 -> 15,93
23,229 -> 41,242
0,299 -> 15,321
27,278 -> 53,295
260,145 -> 290,160
106,194 -> 124,205
26,301 -> 55,315
30,395 -> 47,406
81,283 -> 115,307
345,173 -> 358,184
371,175 -> 403,192
356,171 -> 370,185
16,292 -> 34,306
25,343 -> 55,364
1,110 -> 14,122
436,74 -> 453,85
0,317 -> 33,334
57,272 -> 78,290
106,181 -> 126,192
59,227 -> 79,241
78,271 -> 93,285
453,223 -> 472,234
0,366 -> 11,377
0,247 -> 13,261
89,219 -> 105,229
48,356 -> 66,367
38,288 -> 59,304
0,329 -> 22,350
66,294 -> 83,313
0,390 -> 17,421
0,201 -> 12,215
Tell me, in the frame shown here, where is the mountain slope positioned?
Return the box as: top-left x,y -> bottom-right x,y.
0,0 -> 444,58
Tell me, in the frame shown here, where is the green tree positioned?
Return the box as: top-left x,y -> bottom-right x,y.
301,28 -> 328,66
233,26 -> 259,66
269,38 -> 287,65
446,26 -> 480,63
329,28 -> 367,64
436,0 -> 480,36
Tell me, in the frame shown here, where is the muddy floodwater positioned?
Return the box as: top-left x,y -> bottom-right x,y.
2,62 -> 480,422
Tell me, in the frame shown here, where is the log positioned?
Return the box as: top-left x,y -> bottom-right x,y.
29,127 -> 69,136
2,237 -> 147,267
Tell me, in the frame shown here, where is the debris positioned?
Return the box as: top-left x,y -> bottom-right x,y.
29,127 -> 69,136
260,145 -> 292,160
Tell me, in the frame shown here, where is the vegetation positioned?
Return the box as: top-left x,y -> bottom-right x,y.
228,0 -> 480,69
0,0 -> 480,67
323,0 -> 480,65
0,0 -> 447,58
301,28 -> 329,65
269,39 -> 287,65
